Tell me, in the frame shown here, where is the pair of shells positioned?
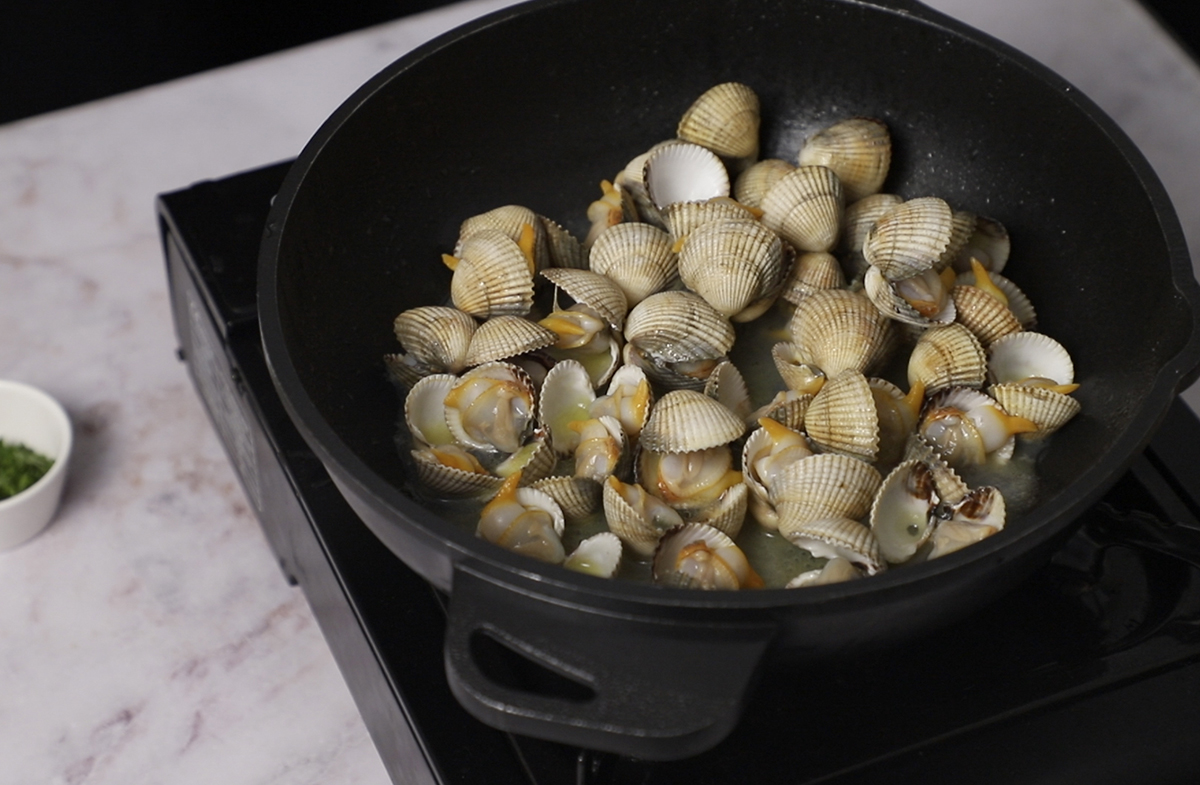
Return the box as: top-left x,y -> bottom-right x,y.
652,522 -> 761,590
625,290 -> 736,368
986,332 -> 1080,437
868,457 -> 1005,564
802,370 -> 922,467
677,218 -> 787,321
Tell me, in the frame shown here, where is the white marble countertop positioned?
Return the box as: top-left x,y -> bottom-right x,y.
2,0 -> 1199,782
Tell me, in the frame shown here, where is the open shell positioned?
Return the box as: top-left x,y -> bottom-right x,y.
564,532 -> 623,578
443,361 -> 537,454
652,522 -> 760,589
625,290 -> 736,363
412,446 -> 504,498
951,284 -> 1023,347
987,332 -> 1074,385
781,516 -> 885,575
988,382 -> 1081,437
733,158 -> 796,209
393,306 -> 477,374
869,459 -> 937,564
603,476 -> 685,557
644,141 -> 732,210
530,475 -> 602,520
463,315 -> 558,368
862,196 -> 954,281
804,369 -> 880,461
907,323 -> 987,394
540,267 -> 628,331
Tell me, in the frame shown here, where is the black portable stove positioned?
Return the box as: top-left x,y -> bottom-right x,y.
159,161 -> 1200,785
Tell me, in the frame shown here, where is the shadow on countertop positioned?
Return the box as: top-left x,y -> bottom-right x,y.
0,0 -> 457,125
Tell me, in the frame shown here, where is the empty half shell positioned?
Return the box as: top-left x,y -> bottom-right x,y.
564,531 -> 623,578
987,332 -> 1074,385
644,141 -> 732,210
538,359 -> 597,456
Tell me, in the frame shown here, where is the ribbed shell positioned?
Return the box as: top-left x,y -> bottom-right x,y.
951,284 -> 1022,347
639,389 -> 746,453
804,369 -> 880,460
643,142 -> 732,210
689,482 -> 749,540
537,360 -> 597,456
771,342 -> 828,396
988,383 -> 1081,436
563,532 -> 623,578
797,118 -> 891,203
840,193 -> 904,277
956,269 -> 1037,328
450,228 -> 535,318
779,251 -> 846,306
733,158 -> 796,209
603,476 -> 682,557
443,361 -> 537,453
863,266 -> 957,327
703,360 -> 752,422
937,210 -> 978,272
652,522 -> 756,589
760,165 -> 844,252
903,433 -> 969,504
907,324 -> 987,394
863,197 -> 954,281
789,288 -> 894,376
952,215 -> 1010,274
540,267 -> 628,331
588,222 -> 677,306
495,437 -> 558,485
676,82 -> 761,163
780,515 -> 885,575
393,305 -> 477,373
463,315 -> 557,367
530,476 -> 602,519
771,452 -> 882,518
456,204 -> 550,272
625,290 -> 736,362
678,218 -> 784,319
411,448 -> 503,498
662,197 -> 757,243
540,216 -> 588,270
404,373 -> 458,447
987,332 -> 1074,385
869,459 -> 936,564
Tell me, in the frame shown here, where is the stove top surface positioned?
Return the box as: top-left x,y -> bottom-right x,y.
159,161 -> 1200,785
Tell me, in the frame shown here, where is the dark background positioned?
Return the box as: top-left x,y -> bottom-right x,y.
0,0 -> 1194,126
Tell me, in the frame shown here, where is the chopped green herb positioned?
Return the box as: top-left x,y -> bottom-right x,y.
0,439 -> 54,500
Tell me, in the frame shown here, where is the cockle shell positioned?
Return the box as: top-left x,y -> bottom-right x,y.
786,556 -> 863,588
639,389 -> 746,453
760,165 -> 844,253
733,158 -> 796,209
869,377 -> 922,470
903,433 -> 969,504
797,117 -> 891,203
956,268 -> 1037,328
531,475 -> 602,520
590,363 -> 654,440
771,452 -> 882,531
412,446 -> 504,498
804,369 -> 880,461
676,82 -> 761,167
741,418 -> 814,529
869,459 -> 937,564
987,332 -> 1074,385
952,215 -> 1010,274
572,415 -> 628,485
789,288 -> 894,377
771,342 -> 828,396
540,267 -> 628,331
652,522 -> 761,589
951,284 -> 1023,347
588,222 -> 677,306
747,390 -> 814,431
404,373 -> 458,447
677,218 -> 784,319
863,265 -> 957,327
494,436 -> 557,484
907,323 -> 987,394
928,486 -> 1007,559
603,476 -> 685,557
780,516 -> 885,575
662,197 -> 758,244
538,359 -> 596,456
624,290 -> 736,363
988,382 -> 1081,437
779,251 -> 846,306
463,315 -> 558,368
449,228 -> 536,318
443,361 -> 537,454
393,306 -> 477,374
564,532 -> 623,578
863,196 -> 955,281
691,481 -> 749,540
456,204 -> 550,272
840,193 -> 904,277
703,360 -> 753,422
644,141 -> 732,210
477,476 -> 566,564
540,216 -> 588,269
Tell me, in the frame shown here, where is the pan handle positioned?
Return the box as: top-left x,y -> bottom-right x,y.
443,561 -> 776,761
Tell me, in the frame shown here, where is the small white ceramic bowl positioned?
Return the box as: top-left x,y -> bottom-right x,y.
0,380 -> 73,550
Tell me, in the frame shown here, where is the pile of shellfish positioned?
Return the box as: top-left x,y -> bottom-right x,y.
386,82 -> 1082,590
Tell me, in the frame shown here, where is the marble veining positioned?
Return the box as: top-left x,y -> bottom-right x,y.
1,0 -> 1198,782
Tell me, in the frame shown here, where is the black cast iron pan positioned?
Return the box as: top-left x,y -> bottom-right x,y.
258,0 -> 1200,760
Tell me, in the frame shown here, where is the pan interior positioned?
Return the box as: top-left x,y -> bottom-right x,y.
270,0 -> 1189,557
